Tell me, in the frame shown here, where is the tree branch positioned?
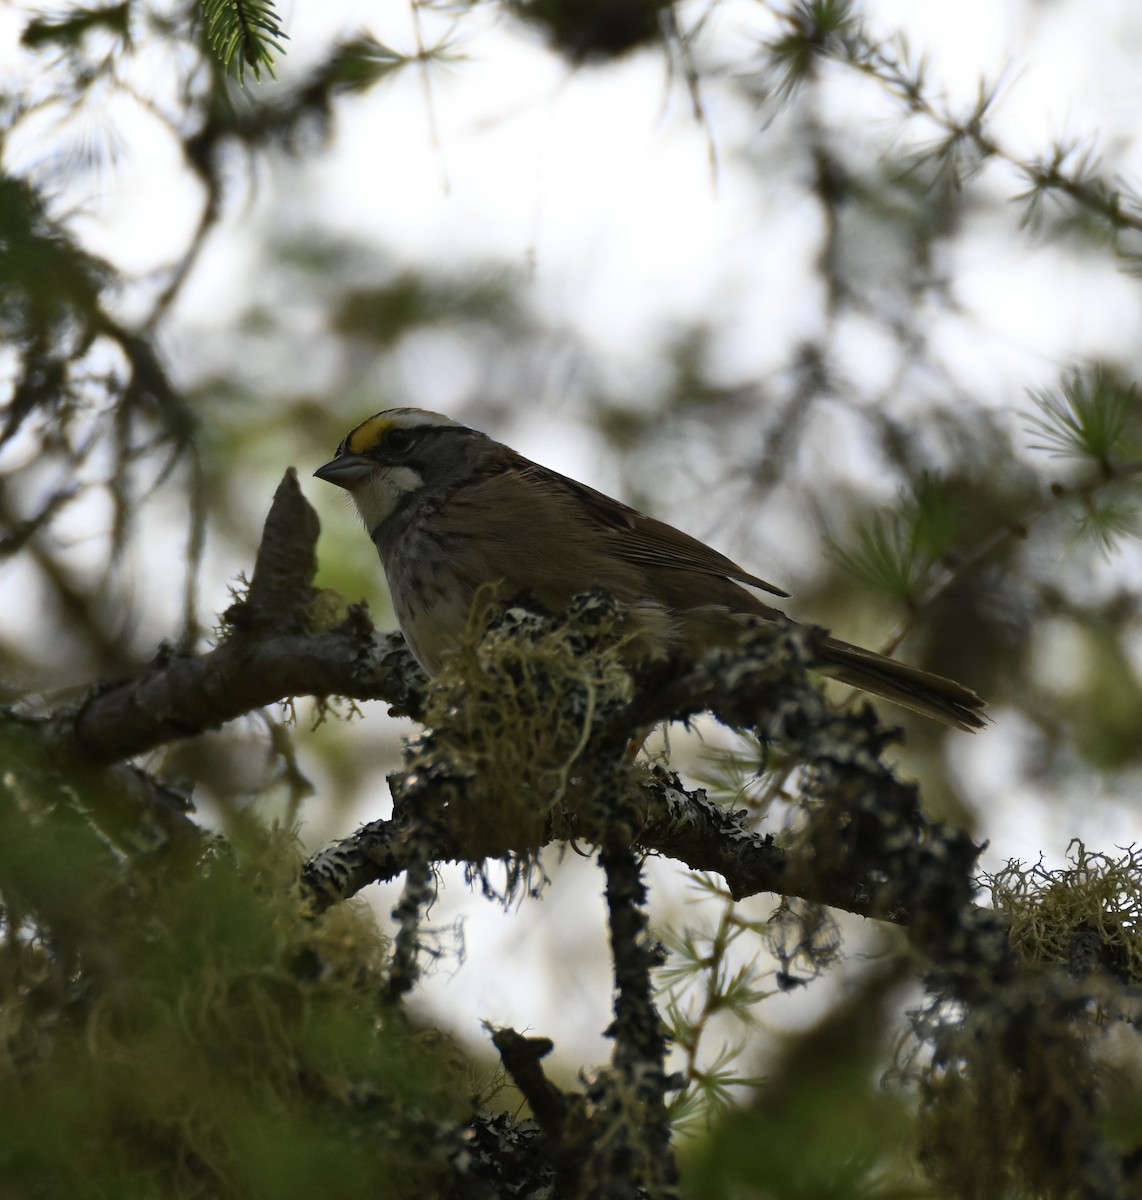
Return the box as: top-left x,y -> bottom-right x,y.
591,839 -> 678,1197
52,470 -> 427,764
299,765 -> 917,923
34,475 -> 983,941
67,617 -> 421,763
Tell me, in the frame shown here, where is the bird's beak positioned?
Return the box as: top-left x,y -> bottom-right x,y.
314,454 -> 375,488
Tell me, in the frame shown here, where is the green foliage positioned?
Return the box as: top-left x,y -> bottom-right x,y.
682,969 -> 919,1199
659,890 -> 770,1128
831,509 -> 929,603
660,880 -> 841,1130
1017,141 -> 1142,250
754,0 -> 1142,251
763,0 -> 860,100
1020,365 -> 1142,558
0,173 -> 108,353
323,36 -> 417,94
0,170 -> 112,464
829,476 -> 961,605
1072,498 -> 1139,553
1026,364 -> 1142,469
0,728 -> 470,1198
200,0 -> 287,81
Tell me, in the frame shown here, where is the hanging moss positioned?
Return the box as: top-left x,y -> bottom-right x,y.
407,590 -> 640,866
987,840 -> 1142,984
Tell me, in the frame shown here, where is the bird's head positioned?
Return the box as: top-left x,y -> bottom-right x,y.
314,407 -> 475,533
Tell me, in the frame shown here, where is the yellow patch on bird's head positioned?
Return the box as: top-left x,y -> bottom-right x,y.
344,409 -> 460,455
345,415 -> 396,455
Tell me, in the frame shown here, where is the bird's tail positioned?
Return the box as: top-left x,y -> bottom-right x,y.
817,636 -> 986,732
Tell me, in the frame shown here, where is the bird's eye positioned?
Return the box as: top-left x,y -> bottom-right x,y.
383,427 -> 416,456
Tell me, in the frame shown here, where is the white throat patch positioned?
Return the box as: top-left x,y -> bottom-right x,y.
350,465 -> 424,532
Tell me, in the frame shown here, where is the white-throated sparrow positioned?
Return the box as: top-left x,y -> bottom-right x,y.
315,408 -> 985,731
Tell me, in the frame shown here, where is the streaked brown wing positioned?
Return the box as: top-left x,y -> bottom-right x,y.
513,459 -> 790,599
427,455 -> 651,607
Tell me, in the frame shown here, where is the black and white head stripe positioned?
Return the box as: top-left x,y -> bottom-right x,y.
341,409 -> 462,457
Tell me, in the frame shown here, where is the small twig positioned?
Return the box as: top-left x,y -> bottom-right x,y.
594,839 -> 678,1198
409,0 -> 449,195
381,851 -> 436,1004
672,897 -> 739,1101
178,448 -> 209,653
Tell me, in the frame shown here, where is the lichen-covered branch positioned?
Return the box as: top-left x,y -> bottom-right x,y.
590,840 -> 678,1198
30,476 -> 986,938
489,1026 -> 592,1194
299,766 -> 921,924
48,471 -> 426,765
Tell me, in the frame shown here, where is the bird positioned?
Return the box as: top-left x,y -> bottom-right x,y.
314,408 -> 985,731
